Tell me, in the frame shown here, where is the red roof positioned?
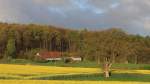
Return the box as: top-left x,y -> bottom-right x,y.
38,51 -> 62,59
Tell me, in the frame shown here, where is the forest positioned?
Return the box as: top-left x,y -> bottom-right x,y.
0,22 -> 149,64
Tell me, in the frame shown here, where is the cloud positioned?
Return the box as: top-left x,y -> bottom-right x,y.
0,0 -> 150,35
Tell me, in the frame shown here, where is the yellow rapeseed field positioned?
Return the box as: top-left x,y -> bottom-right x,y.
0,64 -> 150,84
0,64 -> 100,79
0,64 -> 100,75
0,64 -> 150,79
0,80 -> 149,84
113,69 -> 150,74
0,64 -> 149,75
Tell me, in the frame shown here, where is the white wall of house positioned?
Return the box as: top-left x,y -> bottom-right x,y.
46,58 -> 62,61
70,57 -> 82,61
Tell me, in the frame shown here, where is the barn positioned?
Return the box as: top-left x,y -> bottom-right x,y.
36,51 -> 62,61
36,51 -> 82,62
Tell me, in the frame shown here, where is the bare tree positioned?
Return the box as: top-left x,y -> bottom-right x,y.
103,57 -> 112,78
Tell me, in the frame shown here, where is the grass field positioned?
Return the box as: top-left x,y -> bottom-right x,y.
0,63 -> 150,84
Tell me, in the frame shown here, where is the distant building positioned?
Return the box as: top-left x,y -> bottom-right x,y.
69,57 -> 82,61
36,51 -> 82,62
36,51 -> 62,61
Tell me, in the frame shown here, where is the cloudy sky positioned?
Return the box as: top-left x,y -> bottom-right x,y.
0,0 -> 150,35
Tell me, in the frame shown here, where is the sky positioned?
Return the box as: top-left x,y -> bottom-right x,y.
0,0 -> 150,35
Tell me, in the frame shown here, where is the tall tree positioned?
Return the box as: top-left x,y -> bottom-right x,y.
5,38 -> 16,59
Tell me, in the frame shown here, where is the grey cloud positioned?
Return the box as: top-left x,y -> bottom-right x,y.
0,0 -> 150,35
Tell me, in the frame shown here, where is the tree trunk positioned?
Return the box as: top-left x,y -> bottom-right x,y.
135,55 -> 138,64
103,62 -> 112,78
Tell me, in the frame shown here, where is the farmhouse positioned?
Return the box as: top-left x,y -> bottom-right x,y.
36,51 -> 62,61
36,51 -> 82,62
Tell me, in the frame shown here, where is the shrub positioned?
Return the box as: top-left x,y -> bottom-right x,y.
23,48 -> 40,61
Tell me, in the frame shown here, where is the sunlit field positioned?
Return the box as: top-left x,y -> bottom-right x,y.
0,64 -> 150,84
0,64 -> 100,79
0,80 -> 149,84
0,64 -> 100,74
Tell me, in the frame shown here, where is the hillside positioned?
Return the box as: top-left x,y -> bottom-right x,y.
0,23 -> 150,64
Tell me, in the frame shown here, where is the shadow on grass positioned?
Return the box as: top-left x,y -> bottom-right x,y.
31,73 -> 150,82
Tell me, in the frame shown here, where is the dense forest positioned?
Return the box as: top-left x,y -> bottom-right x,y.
0,23 -> 149,64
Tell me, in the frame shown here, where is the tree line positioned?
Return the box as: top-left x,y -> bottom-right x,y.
0,23 -> 149,64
